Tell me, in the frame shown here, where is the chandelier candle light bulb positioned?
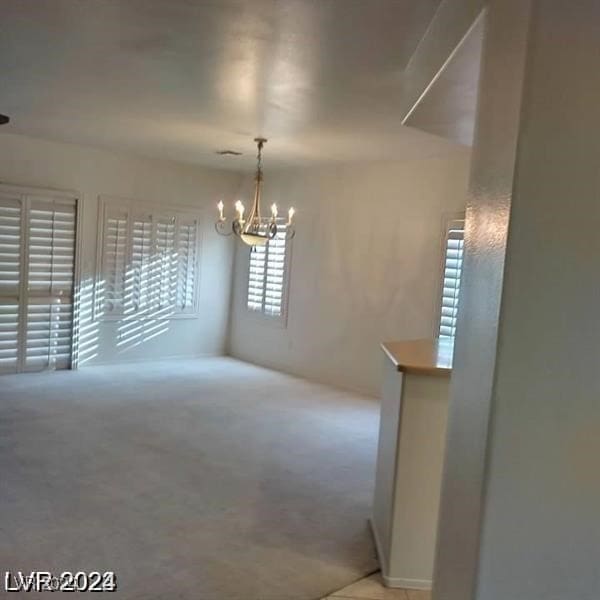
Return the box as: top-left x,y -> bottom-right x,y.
214,138 -> 296,246
235,200 -> 245,221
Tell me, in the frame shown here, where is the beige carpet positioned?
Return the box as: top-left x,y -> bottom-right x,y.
0,357 -> 379,599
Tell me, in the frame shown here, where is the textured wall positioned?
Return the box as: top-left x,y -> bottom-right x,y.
475,2 -> 600,598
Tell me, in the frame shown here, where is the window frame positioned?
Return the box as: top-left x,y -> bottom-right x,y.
436,212 -> 466,340
243,229 -> 293,328
94,195 -> 203,322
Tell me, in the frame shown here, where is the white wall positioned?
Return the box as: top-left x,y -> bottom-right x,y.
228,154 -> 470,396
432,1 -> 532,597
474,2 -> 600,598
0,132 -> 242,365
435,2 -> 600,600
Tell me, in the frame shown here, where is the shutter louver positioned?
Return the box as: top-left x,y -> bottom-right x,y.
0,196 -> 21,373
102,207 -> 128,315
0,301 -> 19,374
0,197 -> 21,295
247,226 -> 288,317
25,199 -> 76,371
26,300 -> 73,370
176,217 -> 197,312
154,216 -> 176,314
130,212 -> 153,314
439,219 -> 465,339
247,245 -> 267,312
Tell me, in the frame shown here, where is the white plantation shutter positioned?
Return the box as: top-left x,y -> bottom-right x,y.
439,219 -> 465,339
102,206 -> 128,315
0,195 -> 21,373
0,301 -> 19,373
176,216 -> 198,313
263,230 -> 287,316
247,244 -> 267,312
154,215 -> 177,314
247,226 -> 289,318
25,199 -> 76,371
98,197 -> 200,318
130,211 -> 153,313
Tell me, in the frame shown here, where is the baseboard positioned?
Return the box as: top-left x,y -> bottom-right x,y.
80,352 -> 223,367
381,573 -> 432,590
227,351 -> 379,398
368,518 -> 432,591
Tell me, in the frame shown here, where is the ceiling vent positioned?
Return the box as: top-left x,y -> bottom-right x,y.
216,149 -> 242,156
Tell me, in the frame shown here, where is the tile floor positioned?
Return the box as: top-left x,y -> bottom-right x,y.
322,573 -> 431,600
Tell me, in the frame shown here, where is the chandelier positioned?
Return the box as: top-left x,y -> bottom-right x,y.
215,138 -> 295,246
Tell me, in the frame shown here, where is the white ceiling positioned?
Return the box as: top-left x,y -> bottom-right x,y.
0,0 -> 470,170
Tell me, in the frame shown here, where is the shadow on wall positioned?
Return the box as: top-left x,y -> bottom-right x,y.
75,249 -> 194,365
75,278 -> 101,365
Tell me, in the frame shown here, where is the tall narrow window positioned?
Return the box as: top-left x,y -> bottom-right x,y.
98,197 -> 200,319
25,199 -> 76,371
438,218 -> 465,339
247,226 -> 290,319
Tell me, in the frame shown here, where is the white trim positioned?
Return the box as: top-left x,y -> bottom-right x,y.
369,518 -> 432,590
380,574 -> 432,591
70,193 -> 84,370
0,182 -> 82,373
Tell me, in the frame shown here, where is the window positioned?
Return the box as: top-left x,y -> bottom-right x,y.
438,217 -> 465,339
97,197 -> 200,319
246,225 -> 290,320
0,186 -> 78,374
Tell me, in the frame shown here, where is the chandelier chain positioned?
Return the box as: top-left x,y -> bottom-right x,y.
256,138 -> 264,178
